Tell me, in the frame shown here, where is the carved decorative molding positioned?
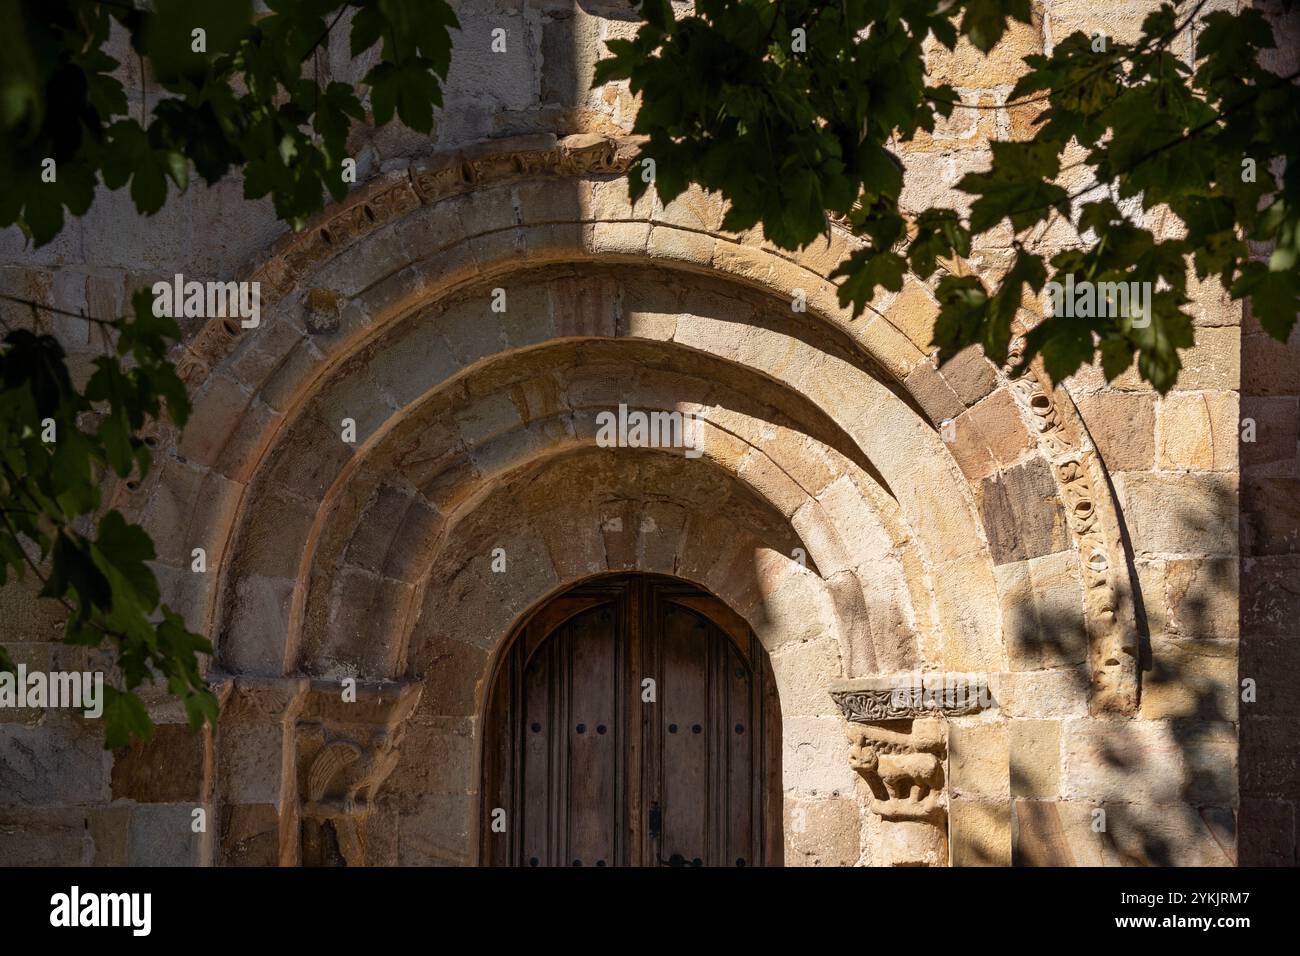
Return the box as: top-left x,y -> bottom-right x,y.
177,135 -> 1137,721
830,674 -> 993,722
897,253 -> 1140,717
220,675 -> 310,722
1000,319 -> 1139,716
830,675 -> 990,859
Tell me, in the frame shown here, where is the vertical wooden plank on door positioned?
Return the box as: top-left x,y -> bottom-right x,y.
659,602 -> 709,866
625,580 -> 643,867
564,606 -> 618,867
638,579 -> 661,868
520,628 -> 551,867
481,644 -> 513,867
727,638 -> 755,867
707,624 -> 725,866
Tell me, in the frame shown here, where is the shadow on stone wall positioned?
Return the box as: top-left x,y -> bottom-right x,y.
1001,486 -> 1240,867
1240,305 -> 1300,866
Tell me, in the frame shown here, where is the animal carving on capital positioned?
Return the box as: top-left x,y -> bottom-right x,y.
845,718 -> 947,822
300,730 -> 402,867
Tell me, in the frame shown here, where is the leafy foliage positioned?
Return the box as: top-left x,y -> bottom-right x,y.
0,0 -> 458,242
0,1 -> 458,746
599,0 -> 1300,393
0,292 -> 214,747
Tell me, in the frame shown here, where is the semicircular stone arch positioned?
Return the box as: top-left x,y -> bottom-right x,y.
116,133 -> 1140,867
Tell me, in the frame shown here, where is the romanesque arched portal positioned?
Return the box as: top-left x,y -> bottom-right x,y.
113,133 -> 1156,867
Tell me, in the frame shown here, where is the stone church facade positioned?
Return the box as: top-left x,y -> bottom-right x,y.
0,1 -> 1295,866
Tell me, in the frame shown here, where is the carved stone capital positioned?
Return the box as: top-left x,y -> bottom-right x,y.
843,717 -> 947,823
829,675 -> 990,864
294,678 -> 422,866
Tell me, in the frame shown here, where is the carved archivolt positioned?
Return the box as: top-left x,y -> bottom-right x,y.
998,317 -> 1138,715
180,133 -> 1136,720
174,132 -> 642,386
913,255 -> 1138,716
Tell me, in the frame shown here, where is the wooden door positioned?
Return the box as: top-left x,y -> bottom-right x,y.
480,575 -> 781,866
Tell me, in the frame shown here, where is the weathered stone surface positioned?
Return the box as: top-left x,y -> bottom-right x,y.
384,717 -> 474,796
111,724 -> 205,803
950,797 -> 1012,867
0,724 -> 108,804
396,792 -> 472,866
1241,716 -> 1300,798
88,806 -> 131,866
771,637 -> 843,719
1239,630 -> 1300,717
1164,556 -> 1238,641
995,667 -> 1088,719
782,716 -> 860,796
0,808 -> 88,865
905,360 -> 966,426
931,554 -> 1004,672
924,11 -> 1043,87
1010,719 -> 1060,799
1143,638 -> 1238,721
129,805 -> 204,866
949,721 -> 1009,801
1239,798 -> 1296,866
1157,391 -> 1238,472
967,388 -> 1036,468
939,346 -> 999,407
981,458 -> 1071,564
1240,396 -> 1298,470
220,803 -> 280,867
1173,326 -> 1241,391
1061,718 -> 1237,805
1075,391 -> 1155,472
994,551 -> 1088,670
1014,799 -> 1235,866
1116,473 -> 1238,557
887,280 -> 940,353
1242,475 -> 1300,557
783,796 -> 862,866
944,411 -> 998,482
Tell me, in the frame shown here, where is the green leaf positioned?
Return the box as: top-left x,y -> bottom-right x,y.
932,274 -> 991,360
103,687 -> 154,750
92,510 -> 160,611
1234,262 -> 1300,341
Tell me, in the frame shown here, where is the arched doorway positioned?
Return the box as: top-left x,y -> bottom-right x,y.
479,574 -> 782,867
